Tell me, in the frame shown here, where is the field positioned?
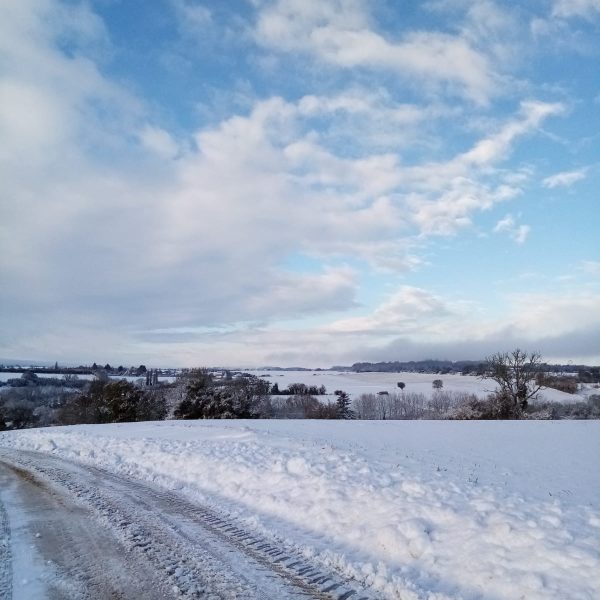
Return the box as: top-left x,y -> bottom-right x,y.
260,370 -> 588,404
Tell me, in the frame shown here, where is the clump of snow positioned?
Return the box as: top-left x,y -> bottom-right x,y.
1,420 -> 599,599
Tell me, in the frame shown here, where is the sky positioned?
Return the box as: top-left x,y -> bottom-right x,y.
1,0 -> 599,368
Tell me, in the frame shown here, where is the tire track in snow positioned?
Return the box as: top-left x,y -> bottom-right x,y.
0,449 -> 374,600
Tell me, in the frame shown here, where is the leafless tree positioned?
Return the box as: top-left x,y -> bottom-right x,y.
483,349 -> 543,415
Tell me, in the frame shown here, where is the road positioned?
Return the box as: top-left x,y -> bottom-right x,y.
0,449 -> 371,600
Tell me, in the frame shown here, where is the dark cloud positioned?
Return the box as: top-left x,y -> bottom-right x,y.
366,326 -> 600,364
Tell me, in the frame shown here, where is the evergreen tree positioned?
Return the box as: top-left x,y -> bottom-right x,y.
335,390 -> 354,419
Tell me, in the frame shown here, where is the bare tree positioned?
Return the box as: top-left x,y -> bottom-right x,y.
483,349 -> 543,415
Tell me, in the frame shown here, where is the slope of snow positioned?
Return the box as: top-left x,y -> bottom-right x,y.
1,420 -> 599,599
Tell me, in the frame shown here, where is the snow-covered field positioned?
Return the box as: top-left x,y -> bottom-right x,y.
1,420 -> 598,599
262,370 -> 589,404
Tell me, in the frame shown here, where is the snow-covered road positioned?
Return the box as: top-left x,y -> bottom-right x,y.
1,420 -> 599,599
0,448 -> 371,600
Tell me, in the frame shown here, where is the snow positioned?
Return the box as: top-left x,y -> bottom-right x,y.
1,420 -> 599,600
264,370 -> 588,404
0,467 -> 48,600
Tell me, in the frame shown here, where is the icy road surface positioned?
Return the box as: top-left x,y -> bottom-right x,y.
0,449 -> 372,600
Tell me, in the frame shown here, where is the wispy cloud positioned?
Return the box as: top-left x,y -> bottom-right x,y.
254,0 -> 496,103
494,214 -> 531,244
542,168 -> 587,188
552,0 -> 600,19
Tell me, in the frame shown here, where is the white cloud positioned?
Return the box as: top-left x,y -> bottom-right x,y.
532,0 -> 600,45
514,225 -> 531,245
493,214 -> 531,244
254,0 -> 495,103
458,101 -> 564,167
0,74 -> 562,359
139,125 -> 181,159
406,101 -> 561,236
295,89 -> 451,151
542,168 -> 587,188
327,286 -> 450,335
552,0 -> 600,19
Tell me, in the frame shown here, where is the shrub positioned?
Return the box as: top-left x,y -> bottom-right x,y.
450,392 -> 522,420
174,370 -> 271,419
536,374 -> 578,394
267,395 -> 339,419
59,379 -> 166,424
1,398 -> 38,429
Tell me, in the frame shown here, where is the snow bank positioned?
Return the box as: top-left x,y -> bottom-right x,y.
1,420 -> 599,599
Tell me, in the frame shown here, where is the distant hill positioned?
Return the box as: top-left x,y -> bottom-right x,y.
335,360 -> 598,374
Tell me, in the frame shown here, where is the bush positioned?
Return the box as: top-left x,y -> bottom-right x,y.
58,379 -> 166,424
175,387 -> 237,419
450,392 -> 521,420
536,374 -> 578,394
174,371 -> 270,419
524,396 -> 600,420
1,398 -> 38,429
269,395 -> 337,419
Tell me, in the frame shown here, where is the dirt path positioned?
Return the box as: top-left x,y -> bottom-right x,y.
0,449 -> 371,600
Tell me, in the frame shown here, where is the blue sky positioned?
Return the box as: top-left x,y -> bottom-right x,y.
1,0 -> 599,367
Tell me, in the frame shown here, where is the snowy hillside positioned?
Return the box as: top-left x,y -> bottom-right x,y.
1,420 -> 598,599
